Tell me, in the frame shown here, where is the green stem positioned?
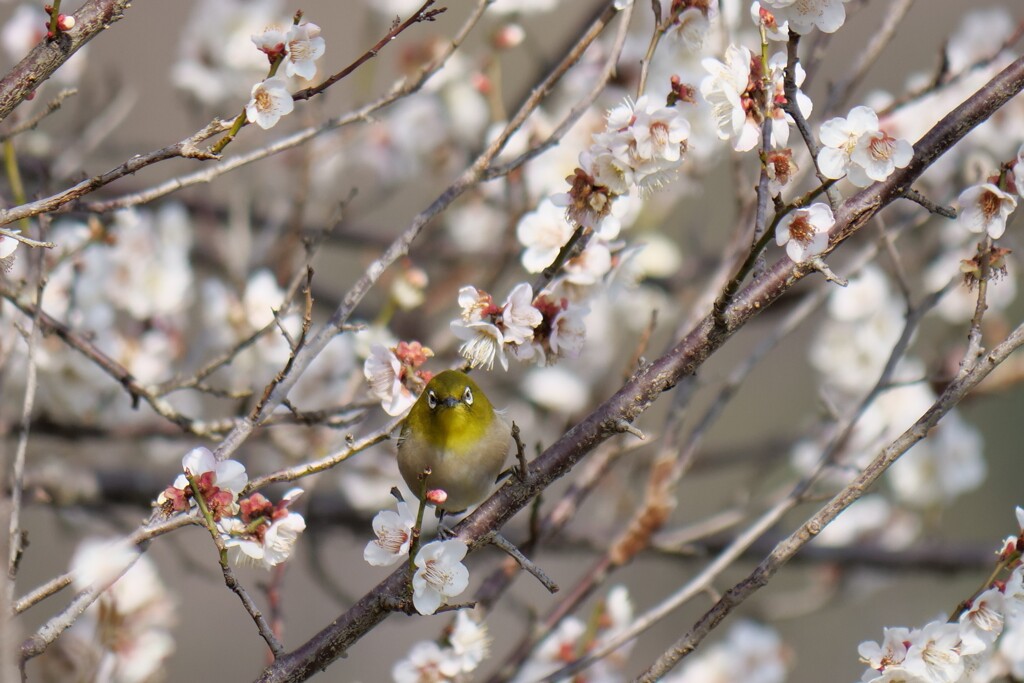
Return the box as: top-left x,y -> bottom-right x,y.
186,473 -> 229,566
3,141 -> 31,234
209,56 -> 285,156
47,0 -> 62,38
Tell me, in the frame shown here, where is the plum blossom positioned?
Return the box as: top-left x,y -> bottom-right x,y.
0,228 -> 19,271
776,203 -> 834,263
753,2 -> 789,41
284,22 -> 325,79
959,588 -> 1005,655
412,539 -> 470,616
363,501 -> 416,567
364,341 -> 434,416
701,46 -> 811,152
54,539 -> 176,683
957,183 -> 1017,239
392,641 -> 461,683
902,620 -> 965,683
245,76 -> 294,129
1012,143 -> 1024,196
451,284 -> 542,370
251,25 -> 288,60
221,489 -> 306,569
158,447 -> 248,520
663,620 -> 791,683
449,611 -> 491,673
758,0 -> 850,35
818,106 -> 911,186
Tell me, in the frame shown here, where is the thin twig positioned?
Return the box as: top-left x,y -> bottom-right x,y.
634,320 -> 1024,681
0,88 -> 77,143
824,0 -> 916,116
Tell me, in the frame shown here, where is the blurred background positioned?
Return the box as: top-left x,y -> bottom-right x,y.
3,0 -> 1024,681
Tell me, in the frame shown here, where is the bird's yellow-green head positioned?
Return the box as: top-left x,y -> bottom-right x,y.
405,370 -> 495,451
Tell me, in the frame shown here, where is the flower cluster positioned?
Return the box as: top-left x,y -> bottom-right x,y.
665,0 -> 718,51
0,228 -> 19,272
221,489 -> 307,569
39,539 -> 176,683
159,447 -> 305,570
663,620 -> 791,683
956,143 -> 1024,240
756,0 -> 851,35
857,507 -> 1024,682
554,93 -> 691,229
392,611 -> 491,683
512,585 -> 634,682
363,502 -> 470,616
364,341 -> 435,416
701,45 -> 811,153
775,202 -> 835,263
449,283 -> 540,370
244,19 -> 326,129
158,447 -> 248,520
450,283 -> 588,371
818,106 -> 913,187
794,265 -> 988,545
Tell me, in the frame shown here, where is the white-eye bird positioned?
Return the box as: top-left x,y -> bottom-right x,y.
397,370 -> 511,514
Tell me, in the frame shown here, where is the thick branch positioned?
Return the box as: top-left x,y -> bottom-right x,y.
0,0 -> 131,122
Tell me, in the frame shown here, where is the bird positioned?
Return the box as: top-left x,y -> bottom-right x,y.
397,369 -> 511,516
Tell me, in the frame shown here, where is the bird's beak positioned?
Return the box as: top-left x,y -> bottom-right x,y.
441,396 -> 460,409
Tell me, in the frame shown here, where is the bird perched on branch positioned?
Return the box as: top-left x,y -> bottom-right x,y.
397,370 -> 511,515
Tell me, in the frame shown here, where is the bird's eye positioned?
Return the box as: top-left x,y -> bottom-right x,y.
463,386 -> 473,405
427,390 -> 438,409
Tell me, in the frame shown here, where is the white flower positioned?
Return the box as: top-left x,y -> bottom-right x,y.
64,540 -> 175,683
671,7 -> 712,50
364,501 -> 416,567
285,22 -> 325,80
632,98 -> 691,163
959,587 -> 1004,655
245,76 -> 294,129
452,320 -> 506,370
451,284 -> 542,370
1005,566 -> 1024,620
903,620 -> 964,683
776,203 -> 834,263
701,44 -> 755,150
71,539 -> 140,593
184,446 -> 248,495
364,344 -> 417,416
517,198 -> 576,274
512,617 -> 587,683
850,129 -> 913,183
1012,143 -> 1024,196
0,229 -> 19,261
392,640 -> 461,683
759,0 -> 850,34
859,626 -> 912,671
667,620 -> 790,683
223,489 -> 306,569
412,539 -> 470,616
752,1 -> 789,41
549,303 -> 588,359
957,183 -> 1017,239
818,106 -> 910,186
501,283 -> 543,345
700,46 -> 809,153
449,611 -> 491,673
251,25 -> 288,55
1017,505 -> 1024,531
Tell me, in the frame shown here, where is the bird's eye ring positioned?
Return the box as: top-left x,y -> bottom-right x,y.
427,390 -> 438,409
463,386 -> 473,405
